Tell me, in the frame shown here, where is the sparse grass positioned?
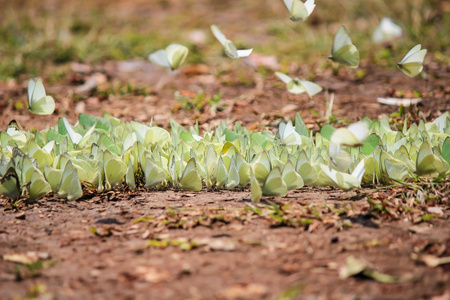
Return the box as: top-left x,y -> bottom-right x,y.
0,0 -> 448,80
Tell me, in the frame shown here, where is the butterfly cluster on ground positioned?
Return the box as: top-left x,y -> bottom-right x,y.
0,0 -> 441,203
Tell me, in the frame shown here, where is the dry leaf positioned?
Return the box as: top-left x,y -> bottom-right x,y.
135,266 -> 171,283
217,283 -> 268,299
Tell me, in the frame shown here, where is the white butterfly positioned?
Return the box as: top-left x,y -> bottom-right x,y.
283,0 -> 316,22
329,26 -> 360,68
148,43 -> 189,70
275,72 -> 322,98
210,25 -> 253,59
397,44 -> 427,77
330,120 -> 370,147
372,18 -> 403,44
27,78 -> 55,115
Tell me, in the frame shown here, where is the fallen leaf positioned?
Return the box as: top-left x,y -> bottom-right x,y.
339,256 -> 367,279
3,252 -> 49,265
421,255 -> 450,268
75,73 -> 107,94
217,283 -> 268,299
427,207 -> 444,217
15,212 -> 26,220
244,53 -> 279,69
135,266 -> 171,283
281,104 -> 298,115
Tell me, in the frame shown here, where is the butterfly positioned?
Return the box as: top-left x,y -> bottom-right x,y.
57,161 -> 83,201
0,167 -> 20,200
61,117 -> 96,147
179,157 -> 202,191
283,0 -> 316,22
330,120 -> 370,147
318,159 -> 365,191
275,72 -> 322,98
210,24 -> 253,59
372,18 -> 403,44
148,43 -> 189,70
397,44 -> 427,77
329,26 -> 360,68
27,78 -> 56,115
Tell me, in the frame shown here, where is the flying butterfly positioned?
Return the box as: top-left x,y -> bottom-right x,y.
275,72 -> 322,98
148,43 -> 189,70
283,0 -> 316,22
397,44 -> 427,77
329,26 -> 360,68
210,24 -> 253,59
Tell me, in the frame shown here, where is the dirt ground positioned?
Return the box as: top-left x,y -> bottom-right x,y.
1,1 -> 450,299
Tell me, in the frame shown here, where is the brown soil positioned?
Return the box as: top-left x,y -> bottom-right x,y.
1,1 -> 450,299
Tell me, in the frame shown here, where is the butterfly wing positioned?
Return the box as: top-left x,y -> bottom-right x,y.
28,78 -> 55,115
299,80 -> 322,98
289,0 -> 309,22
304,0 -> 316,15
210,24 -> 228,46
262,167 -> 287,196
148,49 -> 171,68
399,44 -> 422,63
180,158 -> 202,191
347,120 -> 370,142
0,167 -> 20,200
30,96 -> 56,115
397,45 -> 427,77
165,44 -> 189,70
331,44 -> 360,68
250,173 -> 262,203
332,26 -> 352,55
275,72 -> 293,85
236,48 -> 253,58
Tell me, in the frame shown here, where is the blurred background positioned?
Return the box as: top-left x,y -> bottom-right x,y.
0,0 -> 448,80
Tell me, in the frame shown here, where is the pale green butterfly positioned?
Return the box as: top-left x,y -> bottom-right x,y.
250,172 -> 262,203
44,164 -> 63,192
329,26 -> 360,68
210,24 -> 253,59
330,120 -> 370,147
252,150 -> 271,186
283,0 -> 316,22
225,155 -> 240,190
416,141 -> 448,176
236,152 -> 251,187
6,120 -> 27,146
328,142 -> 352,172
62,117 -> 96,147
144,156 -> 166,188
0,167 -> 20,200
179,157 -> 202,192
397,44 -> 427,77
278,121 -> 303,146
262,167 -> 288,196
275,72 -> 322,98
318,159 -> 365,190
204,145 -> 218,188
58,161 -> 83,201
27,78 -> 55,115
27,170 -> 52,201
216,156 -> 228,188
103,150 -> 127,190
148,43 -> 189,70
125,157 -> 136,190
282,160 -> 304,191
